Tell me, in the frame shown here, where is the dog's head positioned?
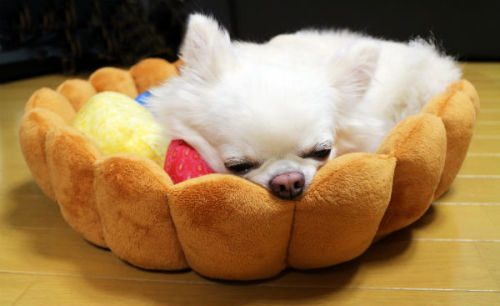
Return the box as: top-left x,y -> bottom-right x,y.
149,14 -> 379,199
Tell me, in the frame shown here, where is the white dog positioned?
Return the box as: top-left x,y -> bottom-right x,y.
148,14 -> 461,199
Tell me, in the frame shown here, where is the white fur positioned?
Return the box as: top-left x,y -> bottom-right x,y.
148,14 -> 461,193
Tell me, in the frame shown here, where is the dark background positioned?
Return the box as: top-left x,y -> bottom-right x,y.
1,0 -> 499,82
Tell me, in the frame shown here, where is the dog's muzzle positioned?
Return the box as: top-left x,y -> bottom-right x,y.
269,172 -> 305,200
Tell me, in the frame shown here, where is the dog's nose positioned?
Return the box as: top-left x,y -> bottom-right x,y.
269,172 -> 305,199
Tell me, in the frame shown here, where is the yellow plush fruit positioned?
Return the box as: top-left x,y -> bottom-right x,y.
74,91 -> 166,165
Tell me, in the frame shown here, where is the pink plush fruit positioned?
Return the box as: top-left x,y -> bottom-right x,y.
164,139 -> 214,184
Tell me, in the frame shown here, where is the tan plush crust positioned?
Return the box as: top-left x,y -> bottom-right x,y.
19,108 -> 67,201
56,79 -> 97,111
89,67 -> 138,98
168,174 -> 295,280
376,114 -> 447,237
423,90 -> 477,199
288,153 -> 396,269
18,58 -> 479,281
45,126 -> 106,247
130,58 -> 179,93
94,154 -> 188,270
24,87 -> 76,125
447,79 -> 480,115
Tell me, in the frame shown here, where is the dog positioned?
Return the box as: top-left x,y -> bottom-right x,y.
147,14 -> 461,199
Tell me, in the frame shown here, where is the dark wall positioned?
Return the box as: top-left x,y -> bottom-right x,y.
1,0 -> 499,82
0,0 -> 186,82
188,0 -> 500,61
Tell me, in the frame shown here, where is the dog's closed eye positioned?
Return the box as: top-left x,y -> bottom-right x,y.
302,143 -> 332,160
224,159 -> 259,174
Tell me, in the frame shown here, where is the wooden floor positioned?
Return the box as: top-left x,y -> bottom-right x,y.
1,63 -> 499,305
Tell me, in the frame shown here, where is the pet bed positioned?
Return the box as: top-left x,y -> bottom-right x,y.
19,58 -> 479,280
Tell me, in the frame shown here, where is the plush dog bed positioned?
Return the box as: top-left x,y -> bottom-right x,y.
19,58 -> 479,280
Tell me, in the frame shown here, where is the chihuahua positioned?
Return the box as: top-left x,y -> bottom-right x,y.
147,14 -> 460,199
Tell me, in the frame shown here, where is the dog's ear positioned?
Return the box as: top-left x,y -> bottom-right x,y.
329,41 -> 380,100
180,14 -> 233,81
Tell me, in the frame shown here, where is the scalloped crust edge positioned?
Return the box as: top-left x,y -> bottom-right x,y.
18,63 -> 478,280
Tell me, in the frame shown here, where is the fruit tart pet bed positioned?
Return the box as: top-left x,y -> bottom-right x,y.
19,58 -> 479,280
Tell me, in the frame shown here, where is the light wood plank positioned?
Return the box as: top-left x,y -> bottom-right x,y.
268,239 -> 499,290
478,110 -> 500,121
0,227 -> 498,290
410,204 -> 500,240
0,274 -> 34,306
460,155 -> 500,175
437,177 -> 500,203
0,191 -> 67,229
0,228 -> 200,283
476,242 -> 500,288
6,273 -> 498,306
475,121 -> 500,136
468,137 -> 500,153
